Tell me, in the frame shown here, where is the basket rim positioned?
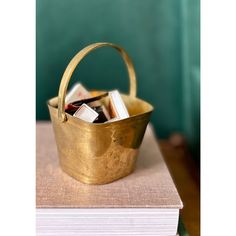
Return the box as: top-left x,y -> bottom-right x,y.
47,93 -> 154,127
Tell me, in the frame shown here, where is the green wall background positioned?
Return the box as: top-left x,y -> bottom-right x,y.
36,0 -> 200,156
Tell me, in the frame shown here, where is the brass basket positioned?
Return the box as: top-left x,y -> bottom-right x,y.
47,42 -> 153,185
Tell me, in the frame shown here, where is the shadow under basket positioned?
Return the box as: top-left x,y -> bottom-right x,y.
47,42 -> 154,185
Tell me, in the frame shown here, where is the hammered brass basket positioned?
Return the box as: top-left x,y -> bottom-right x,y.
47,42 -> 153,185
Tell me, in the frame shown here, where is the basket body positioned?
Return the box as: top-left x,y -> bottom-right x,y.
47,42 -> 153,184
48,93 -> 153,184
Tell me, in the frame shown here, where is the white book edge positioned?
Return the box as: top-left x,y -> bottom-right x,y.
36,208 -> 179,236
65,83 -> 91,104
73,103 -> 98,122
109,90 -> 129,119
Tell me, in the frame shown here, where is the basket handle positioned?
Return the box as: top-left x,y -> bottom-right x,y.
58,42 -> 137,122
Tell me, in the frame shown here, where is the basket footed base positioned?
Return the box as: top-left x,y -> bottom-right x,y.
59,161 -> 137,185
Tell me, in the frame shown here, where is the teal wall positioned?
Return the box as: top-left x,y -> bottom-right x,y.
36,0 -> 200,155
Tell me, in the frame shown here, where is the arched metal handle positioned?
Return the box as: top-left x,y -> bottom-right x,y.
58,42 -> 137,122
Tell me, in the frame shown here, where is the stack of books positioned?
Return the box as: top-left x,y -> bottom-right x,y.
36,122 -> 183,236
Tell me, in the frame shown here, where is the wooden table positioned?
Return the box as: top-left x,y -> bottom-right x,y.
159,140 -> 200,236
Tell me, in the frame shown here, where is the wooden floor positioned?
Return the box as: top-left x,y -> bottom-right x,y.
159,140 -> 200,236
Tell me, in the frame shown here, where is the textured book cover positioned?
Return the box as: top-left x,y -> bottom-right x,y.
36,122 -> 183,209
